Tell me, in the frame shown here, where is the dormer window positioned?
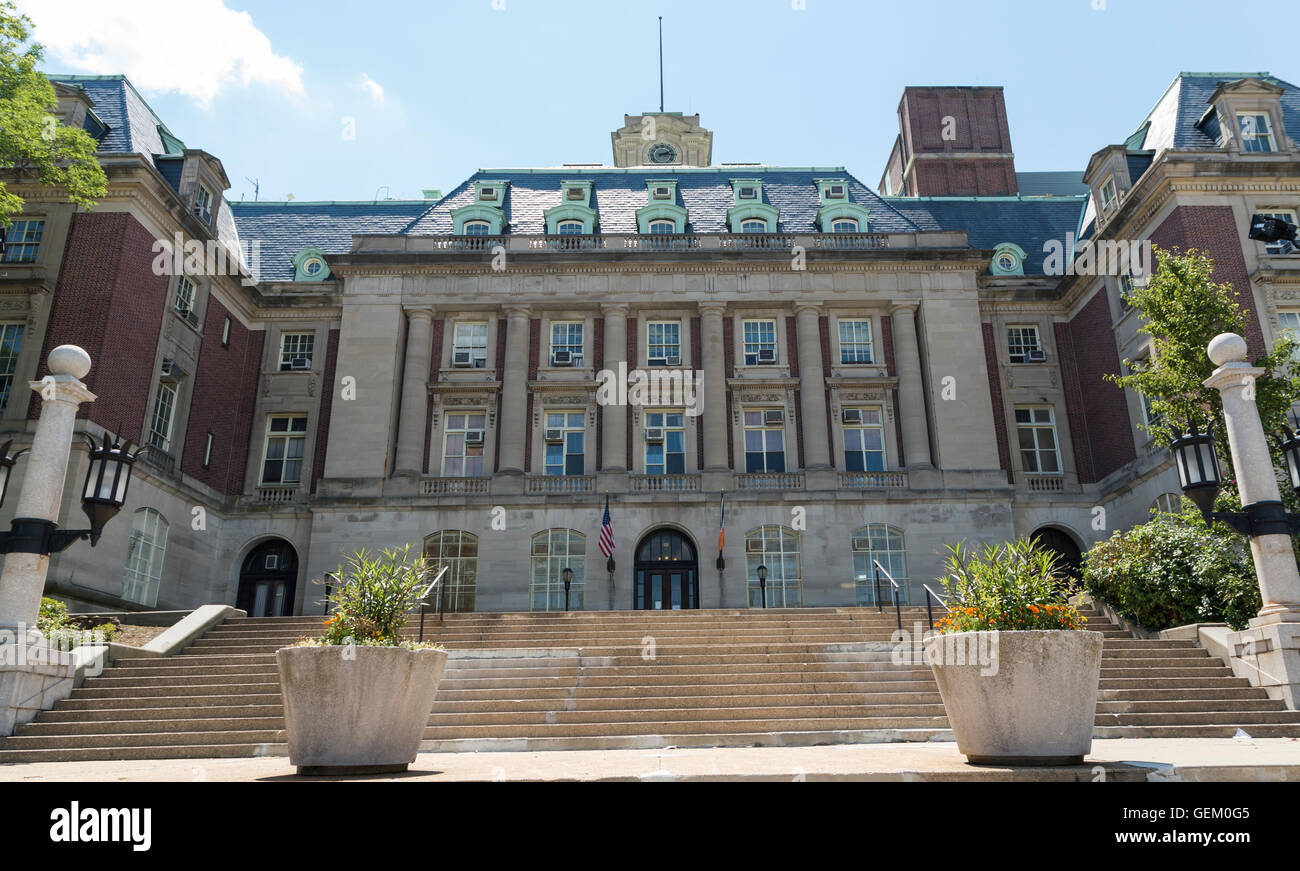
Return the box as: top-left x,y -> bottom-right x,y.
648,220 -> 675,234
463,220 -> 491,236
738,186 -> 758,200
824,184 -> 846,199
556,220 -> 584,236
831,219 -> 858,233
1099,176 -> 1118,215
291,247 -> 332,281
194,184 -> 213,224
741,219 -> 768,234
651,185 -> 672,200
565,187 -> 586,201
479,186 -> 498,201
1239,113 -> 1277,152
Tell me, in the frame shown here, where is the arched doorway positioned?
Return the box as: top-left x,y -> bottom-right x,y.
1030,527 -> 1083,581
634,529 -> 698,610
236,539 -> 298,617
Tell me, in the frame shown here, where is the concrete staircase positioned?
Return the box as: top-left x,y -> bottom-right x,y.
3,605 -> 1300,763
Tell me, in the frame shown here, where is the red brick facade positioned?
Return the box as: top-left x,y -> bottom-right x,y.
1068,291 -> 1136,481
309,328 -> 339,492
981,323 -> 1013,481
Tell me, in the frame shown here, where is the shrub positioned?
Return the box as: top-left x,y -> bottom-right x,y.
37,597 -> 120,649
934,538 -> 1085,633
310,544 -> 440,648
1082,501 -> 1261,631
37,597 -> 68,633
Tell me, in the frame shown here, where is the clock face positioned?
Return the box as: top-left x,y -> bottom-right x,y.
648,142 -> 677,164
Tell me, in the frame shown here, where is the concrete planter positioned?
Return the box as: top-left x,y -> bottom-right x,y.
925,630 -> 1103,765
276,645 -> 447,775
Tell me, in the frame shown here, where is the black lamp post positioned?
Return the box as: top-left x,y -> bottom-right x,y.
756,563 -> 768,609
0,433 -> 145,554
562,566 -> 573,612
0,440 -> 28,508
1172,420 -> 1300,536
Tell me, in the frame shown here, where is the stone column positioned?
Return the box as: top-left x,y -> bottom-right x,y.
794,303 -> 830,470
891,302 -> 933,470
600,304 -> 629,473
394,308 -> 434,476
496,305 -> 531,476
699,302 -> 729,473
1208,333 -> 1300,708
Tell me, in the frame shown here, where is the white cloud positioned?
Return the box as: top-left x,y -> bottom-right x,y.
359,73 -> 384,105
19,0 -> 304,105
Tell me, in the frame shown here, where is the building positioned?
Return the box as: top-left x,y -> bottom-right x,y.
2,71 -> 1296,617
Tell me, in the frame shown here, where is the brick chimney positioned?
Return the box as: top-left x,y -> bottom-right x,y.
879,86 -> 1018,197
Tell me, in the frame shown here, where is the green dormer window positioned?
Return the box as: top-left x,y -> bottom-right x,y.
464,221 -> 491,236
814,178 -> 870,233
291,247 -> 331,282
726,179 -> 778,234
831,219 -> 858,233
557,220 -> 584,235
453,181 -> 510,235
545,181 -> 597,235
730,179 -> 763,203
740,219 -> 768,234
816,179 -> 849,202
990,242 -> 1027,276
636,179 -> 688,234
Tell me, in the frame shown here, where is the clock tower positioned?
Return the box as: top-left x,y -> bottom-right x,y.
611,112 -> 714,167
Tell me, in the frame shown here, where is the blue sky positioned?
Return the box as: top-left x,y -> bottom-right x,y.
21,0 -> 1298,203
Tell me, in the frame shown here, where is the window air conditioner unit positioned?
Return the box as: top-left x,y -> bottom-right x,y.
852,536 -> 872,552
452,349 -> 474,367
664,354 -> 681,366
160,358 -> 185,382
745,539 -> 765,553
763,410 -> 785,426
842,408 -> 862,424
826,184 -> 846,198
756,348 -> 777,364
290,357 -> 311,370
544,429 -> 564,443
479,187 -> 497,201
551,349 -> 574,367
652,186 -> 672,200
465,431 -> 485,446
565,187 -> 585,201
1026,349 -> 1048,363
644,428 -> 664,444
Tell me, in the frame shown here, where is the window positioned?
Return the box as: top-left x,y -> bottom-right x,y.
996,251 -> 1017,271
0,322 -> 23,411
261,415 -> 308,484
644,410 -> 685,475
202,432 -> 214,468
743,409 -> 786,473
745,525 -> 800,608
453,322 -> 489,368
221,316 -> 231,347
648,219 -> 675,234
556,220 -> 584,236
149,382 -> 177,453
301,257 -> 325,277
646,320 -> 681,365
1127,357 -> 1161,432
742,319 -> 777,365
279,332 -> 315,371
463,220 -> 491,236
551,321 -> 584,365
838,319 -> 873,364
544,411 -> 585,476
442,412 -> 486,477
738,186 -> 758,200
121,508 -> 168,607
195,184 -> 213,223
1006,325 -> 1042,363
1015,406 -> 1061,475
1,219 -> 44,262
843,406 -> 887,472
530,529 -> 585,611
740,219 -> 768,234
1258,210 -> 1298,254
1238,113 -> 1276,152
1279,311 -> 1300,360
1099,177 -> 1118,215
174,276 -> 196,316
1118,274 -> 1136,310
1150,493 -> 1183,515
424,530 -> 478,612
831,219 -> 858,233
852,524 -> 907,605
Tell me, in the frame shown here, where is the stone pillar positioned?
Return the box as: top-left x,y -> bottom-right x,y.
891,302 -> 933,470
497,305 -> 531,476
1207,333 -> 1300,709
600,304 -> 629,473
699,302 -> 728,473
394,308 -> 434,476
794,303 -> 830,470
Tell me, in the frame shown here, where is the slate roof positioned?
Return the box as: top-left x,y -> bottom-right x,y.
402,168 -> 924,236
1016,171 -> 1089,197
227,201 -> 431,281
48,74 -> 182,158
886,197 -> 1087,275
1131,72 -> 1300,152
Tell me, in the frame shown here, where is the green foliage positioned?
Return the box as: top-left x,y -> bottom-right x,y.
0,2 -> 107,225
934,538 -> 1085,633
1082,499 -> 1262,631
36,596 -> 120,650
37,596 -> 67,632
316,545 -> 436,647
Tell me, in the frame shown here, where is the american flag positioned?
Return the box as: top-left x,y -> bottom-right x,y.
599,494 -> 615,558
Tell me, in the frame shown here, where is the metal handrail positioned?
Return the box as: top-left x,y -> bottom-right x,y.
872,559 -> 903,632
417,565 -> 449,642
922,583 -> 951,629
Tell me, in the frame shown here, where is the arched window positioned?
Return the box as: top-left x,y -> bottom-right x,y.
1150,492 -> 1183,515
740,219 -> 768,234
463,220 -> 491,236
556,220 -> 585,236
852,525 -> 908,605
424,530 -> 478,612
121,508 -> 169,607
745,525 -> 800,607
648,219 -> 676,234
531,529 -> 586,611
831,218 -> 858,233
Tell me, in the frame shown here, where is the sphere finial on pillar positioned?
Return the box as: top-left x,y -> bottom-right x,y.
48,345 -> 91,380
1208,333 -> 1248,367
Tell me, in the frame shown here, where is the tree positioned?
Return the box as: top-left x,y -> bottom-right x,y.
1109,245 -> 1300,508
0,1 -> 106,228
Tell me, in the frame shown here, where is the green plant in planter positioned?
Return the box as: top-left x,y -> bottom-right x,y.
935,538 -> 1086,633
300,544 -> 443,649
36,596 -> 121,650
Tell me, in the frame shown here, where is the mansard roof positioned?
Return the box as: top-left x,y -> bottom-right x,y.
1129,71 -> 1300,152
47,74 -> 184,161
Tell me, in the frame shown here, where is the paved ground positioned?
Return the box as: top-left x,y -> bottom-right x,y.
2,737 -> 1299,781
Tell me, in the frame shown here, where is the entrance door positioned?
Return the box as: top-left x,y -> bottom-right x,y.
1030,527 -> 1083,581
634,529 -> 699,610
236,540 -> 298,617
